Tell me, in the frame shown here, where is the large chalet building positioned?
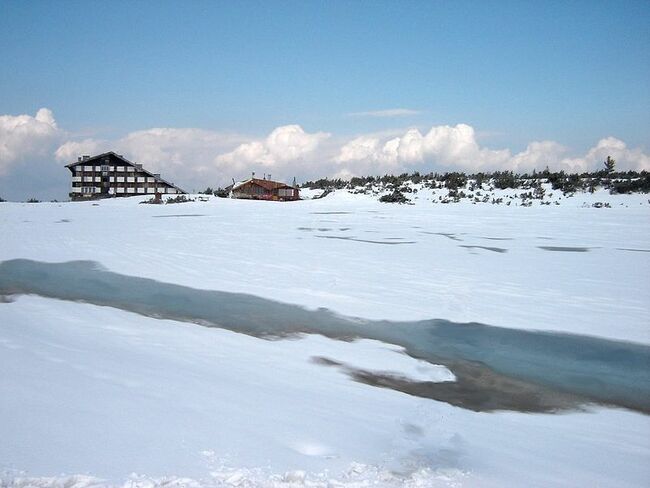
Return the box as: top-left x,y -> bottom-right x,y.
66,152 -> 185,200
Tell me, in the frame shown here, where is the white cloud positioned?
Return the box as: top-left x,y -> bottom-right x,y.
510,141 -> 569,172
54,125 -> 329,190
334,124 -> 650,176
0,108 -> 60,175
55,128 -> 249,190
117,128 -> 246,180
215,125 -> 330,172
2,106 -> 648,200
335,124 -> 511,175
55,125 -> 329,190
562,137 -> 650,172
51,122 -> 650,190
55,139 -> 109,163
347,108 -> 421,118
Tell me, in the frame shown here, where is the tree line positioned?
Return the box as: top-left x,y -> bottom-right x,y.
301,157 -> 650,195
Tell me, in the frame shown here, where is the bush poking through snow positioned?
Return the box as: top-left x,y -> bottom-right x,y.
166,195 -> 194,204
140,195 -> 164,205
379,189 -> 411,204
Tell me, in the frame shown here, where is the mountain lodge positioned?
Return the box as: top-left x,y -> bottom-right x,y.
66,152 -> 186,200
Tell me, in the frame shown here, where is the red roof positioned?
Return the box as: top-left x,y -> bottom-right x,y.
236,178 -> 294,191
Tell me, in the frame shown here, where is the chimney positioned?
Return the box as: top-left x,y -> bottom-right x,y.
82,155 -> 90,161
77,156 -> 82,162
252,171 -> 255,179
268,174 -> 271,181
263,173 -> 266,180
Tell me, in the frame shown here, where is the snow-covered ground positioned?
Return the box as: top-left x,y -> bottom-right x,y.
1,191 -> 649,487
1,188 -> 648,343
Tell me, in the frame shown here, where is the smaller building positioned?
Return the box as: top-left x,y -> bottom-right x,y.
230,176 -> 300,201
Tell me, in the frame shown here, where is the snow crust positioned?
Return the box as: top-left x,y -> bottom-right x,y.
2,296 -> 649,487
0,189 -> 648,343
1,192 -> 649,487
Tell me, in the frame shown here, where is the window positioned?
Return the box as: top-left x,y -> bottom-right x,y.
278,188 -> 294,197
101,165 -> 109,172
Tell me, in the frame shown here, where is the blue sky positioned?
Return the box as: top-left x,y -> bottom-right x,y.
1,0 -> 649,199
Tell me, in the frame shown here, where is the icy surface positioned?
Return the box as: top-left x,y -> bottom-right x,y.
1,192 -> 649,487
0,190 -> 648,343
1,296 -> 649,487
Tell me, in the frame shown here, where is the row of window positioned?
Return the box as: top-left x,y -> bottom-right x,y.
72,182 -> 170,189
73,187 -> 180,195
74,165 -> 139,173
73,175 -> 162,183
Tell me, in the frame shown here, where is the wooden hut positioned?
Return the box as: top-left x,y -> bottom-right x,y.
230,176 -> 300,201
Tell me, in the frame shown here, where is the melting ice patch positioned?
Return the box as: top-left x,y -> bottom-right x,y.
308,338 -> 456,383
0,258 -> 649,414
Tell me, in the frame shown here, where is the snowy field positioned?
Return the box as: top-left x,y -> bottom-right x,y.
1,190 -> 649,487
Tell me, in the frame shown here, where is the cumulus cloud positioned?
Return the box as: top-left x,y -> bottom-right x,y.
335,124 -> 511,175
117,128 -> 246,183
214,125 -> 332,184
334,124 -> 650,176
347,108 -> 420,118
215,125 -> 331,180
55,125 -> 330,190
0,108 -> 60,175
55,138 -> 109,163
2,106 -> 649,200
54,128 -> 249,191
562,137 -> 650,172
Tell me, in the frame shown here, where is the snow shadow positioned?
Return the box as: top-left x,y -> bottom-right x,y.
477,236 -> 514,241
420,232 -> 463,241
152,214 -> 207,218
538,246 -> 592,252
459,245 -> 508,254
314,236 -> 416,245
1,259 -> 649,414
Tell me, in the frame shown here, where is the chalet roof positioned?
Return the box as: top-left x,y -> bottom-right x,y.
65,151 -> 186,194
232,178 -> 296,191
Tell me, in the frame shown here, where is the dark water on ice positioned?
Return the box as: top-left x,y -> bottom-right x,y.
1,259 -> 648,414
